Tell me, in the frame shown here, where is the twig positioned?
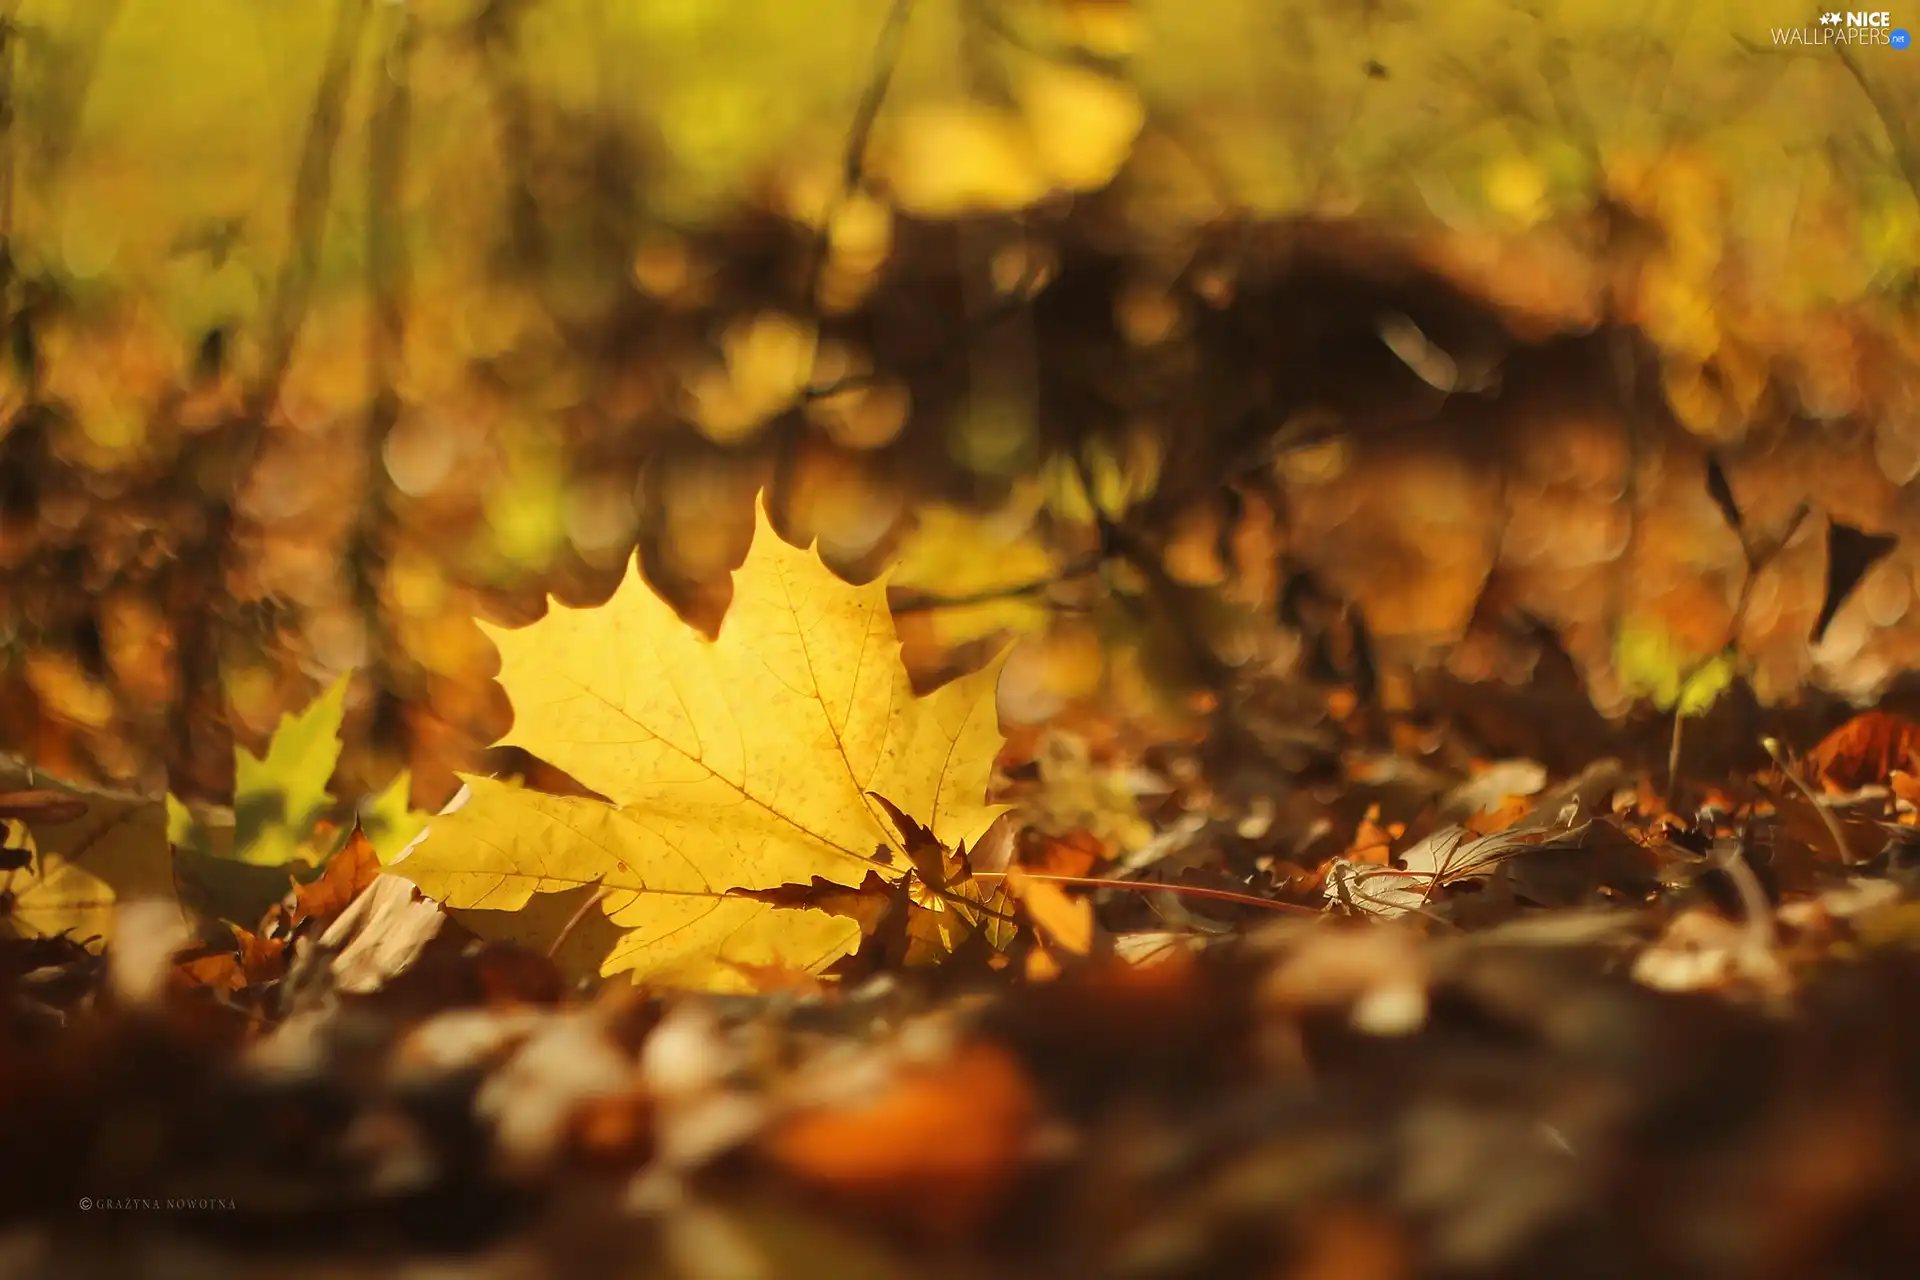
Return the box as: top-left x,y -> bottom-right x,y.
802,0 -> 912,310
0,4 -> 16,278
547,885 -> 610,960
1664,499 -> 1808,804
1710,839 -> 1776,959
769,0 -> 912,538
347,1 -> 417,778
1764,735 -> 1856,865
1834,41 -> 1920,212
471,0 -> 546,276
168,0 -> 370,799
972,870 -> 1320,917
247,0 -> 374,422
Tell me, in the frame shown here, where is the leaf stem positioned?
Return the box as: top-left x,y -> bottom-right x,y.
1763,736 -> 1856,865
972,871 -> 1320,916
547,886 -> 610,961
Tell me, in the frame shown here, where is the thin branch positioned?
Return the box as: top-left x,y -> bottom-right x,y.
472,0 -> 546,277
26,0 -> 127,193
347,1 -> 417,779
1710,840 -> 1777,957
1664,500 -> 1808,802
972,870 -> 1321,917
547,886 -> 610,960
798,0 -> 912,316
247,0 -> 374,422
1764,735 -> 1856,865
1834,40 -> 1920,211
169,0 -> 370,799
0,3 -> 16,277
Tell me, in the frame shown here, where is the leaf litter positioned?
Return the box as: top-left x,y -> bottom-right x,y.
10,508 -> 1920,1276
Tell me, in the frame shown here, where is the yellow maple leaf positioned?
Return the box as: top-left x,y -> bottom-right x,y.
388,498 -> 1008,991
0,758 -> 177,945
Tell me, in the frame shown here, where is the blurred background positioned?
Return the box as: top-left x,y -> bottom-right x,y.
0,0 -> 1915,810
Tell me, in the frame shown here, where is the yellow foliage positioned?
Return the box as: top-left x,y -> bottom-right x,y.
689,312 -> 820,443
0,762 -> 176,945
889,504 -> 1061,647
884,105 -> 1053,217
1042,432 -> 1162,523
1011,56 -> 1145,193
389,498 -> 1008,991
1483,155 -> 1548,228
1614,621 -> 1737,717
884,56 -> 1142,217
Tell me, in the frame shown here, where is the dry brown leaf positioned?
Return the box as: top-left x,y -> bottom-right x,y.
318,874 -> 448,995
288,823 -> 382,933
176,949 -> 247,994
1344,805 -> 1402,865
179,923 -> 290,993
1027,830 -> 1103,878
730,872 -> 902,941
1807,710 -> 1920,792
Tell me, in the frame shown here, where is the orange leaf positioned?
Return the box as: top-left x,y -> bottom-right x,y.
1343,805 -> 1400,865
289,823 -> 382,932
1004,867 -> 1094,956
1891,770 -> 1920,817
1028,831 -> 1102,878
730,871 -> 901,936
760,1041 -> 1036,1236
178,924 -> 287,993
1807,711 -> 1920,792
231,924 -> 288,985
176,951 -> 246,994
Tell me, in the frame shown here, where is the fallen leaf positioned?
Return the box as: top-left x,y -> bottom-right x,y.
178,923 -> 288,994
761,1041 -> 1037,1237
390,498 -> 1006,991
288,822 -> 382,933
1027,831 -> 1102,879
356,769 -> 433,862
1764,783 -> 1890,870
0,791 -> 90,876
0,759 -> 174,946
1324,819 -> 1614,919
731,871 -> 904,942
167,674 -> 349,869
1342,805 -> 1403,864
1807,711 -> 1920,792
1632,907 -> 1785,995
316,873 -> 448,996
1003,867 -> 1094,957
1443,759 -> 1548,821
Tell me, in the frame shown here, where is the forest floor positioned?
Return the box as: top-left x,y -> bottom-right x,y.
8,682 -> 1920,1280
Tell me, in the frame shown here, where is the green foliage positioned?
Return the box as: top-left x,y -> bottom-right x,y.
233,673 -> 352,865
357,769 -> 431,863
168,673 -> 431,868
